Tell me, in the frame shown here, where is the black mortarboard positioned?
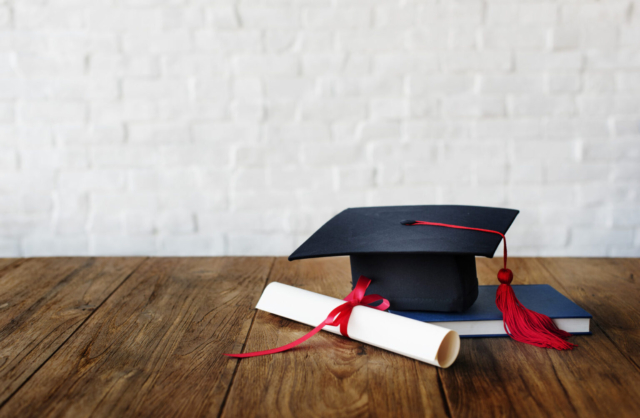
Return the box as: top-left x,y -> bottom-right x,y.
289,205 -> 519,312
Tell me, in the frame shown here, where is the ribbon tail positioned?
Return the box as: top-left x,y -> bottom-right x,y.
224,318 -> 330,358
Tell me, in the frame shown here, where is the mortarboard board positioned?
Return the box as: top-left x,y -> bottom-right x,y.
289,205 -> 519,312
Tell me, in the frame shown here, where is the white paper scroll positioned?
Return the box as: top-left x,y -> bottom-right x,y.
256,282 -> 460,368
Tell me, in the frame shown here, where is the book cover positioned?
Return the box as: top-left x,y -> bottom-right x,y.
389,285 -> 592,338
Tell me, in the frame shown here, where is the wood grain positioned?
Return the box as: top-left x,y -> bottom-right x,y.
0,257 -> 273,418
0,256 -> 638,418
222,257 -> 449,418
437,257 -> 640,418
0,257 -> 145,406
536,258 -> 640,368
0,259 -> 18,271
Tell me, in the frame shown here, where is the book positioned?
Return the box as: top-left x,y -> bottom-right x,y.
389,285 -> 592,338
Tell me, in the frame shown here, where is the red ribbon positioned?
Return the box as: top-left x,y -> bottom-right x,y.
225,276 -> 390,358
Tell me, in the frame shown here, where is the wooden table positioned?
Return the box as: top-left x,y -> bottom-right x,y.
0,257 -> 638,417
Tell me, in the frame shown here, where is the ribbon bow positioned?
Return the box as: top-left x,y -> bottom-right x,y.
225,276 -> 390,358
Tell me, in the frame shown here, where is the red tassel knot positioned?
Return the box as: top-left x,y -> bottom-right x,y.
497,268 -> 513,284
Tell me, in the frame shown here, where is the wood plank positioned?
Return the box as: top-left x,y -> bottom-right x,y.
0,259 -> 19,271
0,257 -> 273,418
535,258 -> 640,368
222,257 -> 450,418
437,257 -> 640,418
0,257 -> 145,406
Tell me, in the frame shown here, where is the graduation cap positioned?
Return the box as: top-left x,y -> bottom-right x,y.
290,205 -> 577,350
289,205 -> 517,312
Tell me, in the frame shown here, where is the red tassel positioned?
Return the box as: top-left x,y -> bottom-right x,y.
496,268 -> 576,350
404,220 -> 578,350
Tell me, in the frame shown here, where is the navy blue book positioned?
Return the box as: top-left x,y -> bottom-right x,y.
389,285 -> 592,338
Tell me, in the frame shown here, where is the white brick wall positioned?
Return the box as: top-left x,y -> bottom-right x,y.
1,0 -> 639,257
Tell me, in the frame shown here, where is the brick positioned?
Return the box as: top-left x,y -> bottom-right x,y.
373,53 -> 438,75
59,170 -> 126,192
512,140 -> 577,161
510,95 -> 575,117
91,192 -> 158,214
335,76 -> 403,97
482,26 -> 548,50
57,125 -> 125,145
369,186 -> 439,206
296,190 -> 367,211
162,54 -> 228,76
305,6 -> 371,28
233,168 -> 268,191
440,185 -> 507,206
474,119 -> 543,140
506,185 -> 576,206
160,190 -> 227,212
128,123 -> 190,143
612,162 -> 640,181
193,123 -> 259,143
586,50 -> 640,70
239,7 -> 299,29
300,98 -> 367,121
198,211 -> 290,234
571,227 -> 634,248
91,101 -> 157,123
227,232 -> 294,256
405,164 -> 473,185
15,6 -> 85,30
616,73 -> 640,91
338,30 -> 405,52
123,79 -> 189,100
0,101 -> 13,122
194,30 -> 262,53
18,102 -> 86,123
547,73 -> 581,94
87,7 -> 163,31
0,238 -> 20,257
442,96 -> 505,117
407,121 -> 473,141
560,2 -> 630,23
206,6 -> 240,29
442,51 -> 512,72
48,32 -> 119,55
0,126 -> 53,147
163,6 -> 205,29
408,98 -> 438,118
301,143 -> 365,166
122,30 -> 192,54
479,74 -> 545,94
370,99 -> 408,120
373,6 -> 414,28
269,167 -> 333,190
21,147 -> 89,170
0,150 -> 17,170
358,122 -> 401,141
409,75 -> 475,96
546,163 -> 610,183
90,235 -> 156,256
265,77 -> 318,99
336,166 -> 375,189
157,210 -> 195,234
234,55 -> 298,76
369,141 -> 438,163
22,235 -> 89,257
128,168 -> 198,191
517,52 -> 583,70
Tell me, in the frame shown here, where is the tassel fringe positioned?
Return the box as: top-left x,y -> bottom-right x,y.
496,281 -> 576,350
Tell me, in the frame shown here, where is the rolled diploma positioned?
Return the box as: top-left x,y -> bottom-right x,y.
256,282 -> 460,368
